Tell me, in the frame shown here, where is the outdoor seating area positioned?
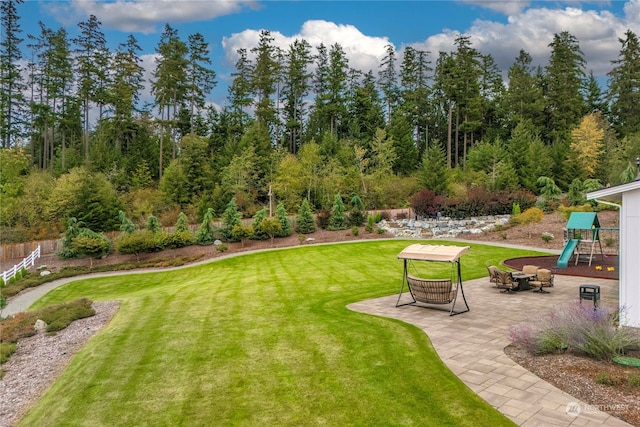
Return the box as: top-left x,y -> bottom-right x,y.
488,264 -> 554,294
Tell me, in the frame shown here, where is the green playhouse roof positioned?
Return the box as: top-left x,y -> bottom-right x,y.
566,212 -> 600,230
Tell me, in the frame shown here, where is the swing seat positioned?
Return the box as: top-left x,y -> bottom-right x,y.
406,275 -> 455,304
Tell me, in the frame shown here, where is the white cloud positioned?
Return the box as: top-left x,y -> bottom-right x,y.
47,0 -> 260,34
409,2 -> 640,79
463,0 -> 530,15
221,20 -> 392,74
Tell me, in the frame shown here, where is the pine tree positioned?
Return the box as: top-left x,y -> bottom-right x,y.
73,14 -> 109,161
275,202 -> 292,237
195,207 -> 216,245
282,39 -> 312,153
186,32 -> 216,134
378,44 -> 398,122
0,0 -> 26,148
296,198 -> 316,234
545,31 -> 586,142
328,193 -> 348,230
221,198 -> 241,241
607,30 -> 640,137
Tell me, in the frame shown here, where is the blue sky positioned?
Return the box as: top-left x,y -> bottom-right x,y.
17,1 -> 640,108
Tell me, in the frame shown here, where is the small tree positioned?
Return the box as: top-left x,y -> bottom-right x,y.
348,194 -> 366,227
221,198 -> 241,241
175,212 -> 189,232
71,230 -> 112,267
146,215 -> 161,233
118,210 -> 136,234
328,193 -> 348,230
257,217 -> 282,247
195,208 -> 216,245
60,217 -> 85,259
296,199 -> 316,234
275,202 -> 292,237
231,224 -> 253,247
251,207 -> 269,240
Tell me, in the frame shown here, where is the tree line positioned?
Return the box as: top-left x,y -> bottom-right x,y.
1,0 -> 640,242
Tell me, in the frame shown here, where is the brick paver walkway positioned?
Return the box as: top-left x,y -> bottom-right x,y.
349,275 -> 632,427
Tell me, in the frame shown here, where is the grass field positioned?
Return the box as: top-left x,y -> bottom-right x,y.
24,240 -> 545,426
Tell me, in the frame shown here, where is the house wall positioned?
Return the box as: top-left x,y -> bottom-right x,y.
621,188 -> 640,327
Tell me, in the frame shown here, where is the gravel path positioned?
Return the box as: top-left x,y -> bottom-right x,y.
0,301 -> 120,427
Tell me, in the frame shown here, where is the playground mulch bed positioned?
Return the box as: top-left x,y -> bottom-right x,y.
503,254 -> 619,280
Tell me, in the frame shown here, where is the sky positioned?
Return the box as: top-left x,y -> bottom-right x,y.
16,0 -> 640,109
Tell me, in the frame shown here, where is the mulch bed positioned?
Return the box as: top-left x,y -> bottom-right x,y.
504,254 -> 619,280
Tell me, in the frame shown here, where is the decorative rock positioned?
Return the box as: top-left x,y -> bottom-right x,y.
40,270 -> 51,276
34,319 -> 47,333
213,240 -> 222,246
305,237 -> 316,242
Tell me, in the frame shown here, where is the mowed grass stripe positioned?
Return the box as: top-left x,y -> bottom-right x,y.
23,241 -> 542,426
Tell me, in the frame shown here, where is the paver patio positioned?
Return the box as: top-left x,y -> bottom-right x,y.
349,274 -> 632,427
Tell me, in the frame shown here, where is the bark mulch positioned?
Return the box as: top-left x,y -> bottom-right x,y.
503,254 -> 619,280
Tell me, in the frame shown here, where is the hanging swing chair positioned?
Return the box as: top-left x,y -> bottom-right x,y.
396,244 -> 470,316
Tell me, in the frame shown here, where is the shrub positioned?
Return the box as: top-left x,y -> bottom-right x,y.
628,373 -> 640,387
594,372 -> 622,386
511,203 -> 521,216
216,244 -> 228,253
163,230 -> 195,249
557,204 -> 594,220
115,230 -> 163,258
40,298 -> 96,333
365,215 -> 374,233
508,301 -> 640,360
14,270 -> 22,281
541,232 -> 554,243
20,267 -> 28,278
351,226 -> 359,237
513,207 -> 544,225
315,209 -> 331,230
0,342 -> 16,364
411,189 -> 444,218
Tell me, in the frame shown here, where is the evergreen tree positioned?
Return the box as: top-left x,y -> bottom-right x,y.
545,31 -> 586,142
398,46 -> 432,154
0,0 -> 26,148
328,193 -> 348,230
282,39 -> 312,153
607,30 -> 640,137
152,24 -> 188,175
505,49 -> 544,131
296,198 -> 316,234
175,211 -> 189,232
275,202 -> 292,237
251,207 -> 269,240
195,207 -> 216,245
347,70 -> 385,142
220,197 -> 241,241
378,44 -> 399,122
186,32 -> 216,134
227,48 -> 254,132
73,14 -> 109,161
146,215 -> 161,233
118,210 -> 136,234
251,30 -> 280,135
419,143 -> 449,195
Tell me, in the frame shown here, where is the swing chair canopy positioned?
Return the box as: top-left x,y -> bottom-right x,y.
397,244 -> 470,263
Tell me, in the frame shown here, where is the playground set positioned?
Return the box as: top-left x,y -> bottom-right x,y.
557,212 -> 612,268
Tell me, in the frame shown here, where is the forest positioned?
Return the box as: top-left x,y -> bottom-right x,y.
1,0 -> 640,243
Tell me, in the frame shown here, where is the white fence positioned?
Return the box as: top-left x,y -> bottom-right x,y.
1,245 -> 40,283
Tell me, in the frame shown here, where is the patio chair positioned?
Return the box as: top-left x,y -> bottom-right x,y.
494,270 -> 518,294
521,265 -> 539,280
487,265 -> 499,285
530,269 -> 554,293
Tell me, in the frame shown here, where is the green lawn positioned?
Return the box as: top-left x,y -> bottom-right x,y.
24,240 -> 545,426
